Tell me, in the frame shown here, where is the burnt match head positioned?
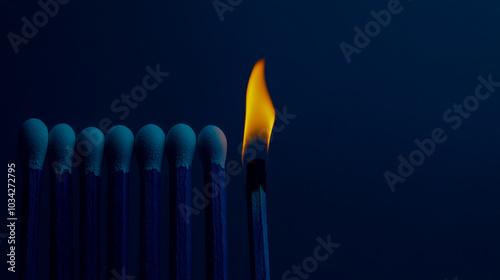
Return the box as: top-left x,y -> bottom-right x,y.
135,124 -> 165,172
18,118 -> 49,170
165,123 -> 196,168
197,125 -> 227,169
48,123 -> 76,174
105,125 -> 134,173
76,127 -> 105,176
246,158 -> 267,193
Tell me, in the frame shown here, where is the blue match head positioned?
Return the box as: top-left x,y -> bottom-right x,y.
105,125 -> 134,173
166,123 -> 196,168
76,127 -> 105,176
18,118 -> 49,170
197,125 -> 227,169
135,124 -> 165,172
48,123 -> 76,174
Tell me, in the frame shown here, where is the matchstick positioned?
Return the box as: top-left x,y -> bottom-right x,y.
246,159 -> 270,280
18,118 -> 48,280
135,124 -> 165,280
165,124 -> 196,280
105,125 -> 134,278
48,123 -> 76,280
77,127 -> 105,280
197,125 -> 228,280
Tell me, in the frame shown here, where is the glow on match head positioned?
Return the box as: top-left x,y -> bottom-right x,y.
105,125 -> 134,173
165,123 -> 196,168
18,118 -> 49,170
135,124 -> 165,172
197,125 -> 227,169
48,123 -> 76,174
76,127 -> 105,176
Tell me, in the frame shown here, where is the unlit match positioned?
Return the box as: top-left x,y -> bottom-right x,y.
18,118 -> 48,280
166,123 -> 196,280
77,127 -> 105,280
198,125 -> 228,280
135,124 -> 165,280
105,125 -> 134,278
48,123 -> 76,280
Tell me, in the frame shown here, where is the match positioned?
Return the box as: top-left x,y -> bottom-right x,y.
105,125 -> 134,278
18,118 -> 48,280
165,123 -> 196,280
48,123 -> 76,280
77,127 -> 105,280
197,125 -> 228,280
135,124 -> 165,280
242,58 -> 275,280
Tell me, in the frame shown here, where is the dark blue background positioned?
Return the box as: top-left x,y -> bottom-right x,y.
2,0 -> 500,279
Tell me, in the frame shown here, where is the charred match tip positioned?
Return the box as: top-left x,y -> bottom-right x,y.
105,125 -> 134,173
18,118 -> 49,170
197,125 -> 227,169
247,159 -> 267,192
135,124 -> 165,172
76,127 -> 105,176
165,123 -> 196,168
48,123 -> 76,174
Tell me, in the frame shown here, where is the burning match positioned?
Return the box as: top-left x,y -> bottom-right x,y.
198,125 -> 228,280
135,124 -> 165,280
77,127 -> 105,280
242,59 -> 276,280
18,118 -> 48,280
48,123 -> 76,279
105,125 -> 134,278
166,124 -> 196,280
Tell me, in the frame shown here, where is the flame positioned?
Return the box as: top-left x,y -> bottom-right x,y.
242,58 -> 276,162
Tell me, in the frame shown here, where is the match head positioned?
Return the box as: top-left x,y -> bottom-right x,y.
76,127 -> 105,176
105,125 -> 134,173
166,124 -> 196,168
48,123 -> 76,174
197,125 -> 227,169
18,118 -> 49,170
135,124 -> 165,172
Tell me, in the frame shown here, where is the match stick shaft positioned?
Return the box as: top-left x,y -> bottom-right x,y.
107,171 -> 128,278
19,169 -> 42,280
79,173 -> 101,280
140,169 -> 161,280
169,166 -> 192,280
205,164 -> 228,280
246,159 -> 270,280
50,170 -> 74,280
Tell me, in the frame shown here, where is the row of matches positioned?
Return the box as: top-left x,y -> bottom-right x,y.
18,118 -> 270,280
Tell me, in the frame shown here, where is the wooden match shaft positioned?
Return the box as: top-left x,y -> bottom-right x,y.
168,166 -> 192,280
50,170 -> 74,280
107,171 -> 128,278
140,169 -> 161,280
18,168 -> 42,280
79,172 -> 101,280
246,159 -> 270,280
204,164 -> 228,280
18,118 -> 48,280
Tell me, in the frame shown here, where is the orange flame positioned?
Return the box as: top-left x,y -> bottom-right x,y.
242,59 -> 276,162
